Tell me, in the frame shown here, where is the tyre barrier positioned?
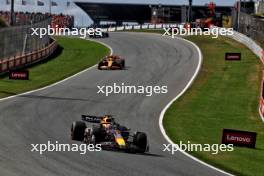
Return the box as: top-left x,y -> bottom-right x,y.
0,39 -> 57,74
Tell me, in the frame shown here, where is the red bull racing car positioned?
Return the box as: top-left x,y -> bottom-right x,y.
98,55 -> 125,70
71,115 -> 149,153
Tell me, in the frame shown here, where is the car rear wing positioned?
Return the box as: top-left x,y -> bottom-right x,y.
81,115 -> 102,123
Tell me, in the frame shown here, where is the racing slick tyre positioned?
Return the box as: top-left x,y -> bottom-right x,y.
121,60 -> 125,69
71,121 -> 87,141
115,60 -> 125,70
133,132 -> 148,153
97,63 -> 102,70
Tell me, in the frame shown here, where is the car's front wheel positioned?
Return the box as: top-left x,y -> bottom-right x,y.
133,132 -> 148,153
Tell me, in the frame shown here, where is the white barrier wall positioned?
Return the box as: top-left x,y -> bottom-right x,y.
103,23 -> 178,32
227,31 -> 263,59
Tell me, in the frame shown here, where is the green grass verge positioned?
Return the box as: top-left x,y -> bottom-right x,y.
0,37 -> 109,98
164,35 -> 264,176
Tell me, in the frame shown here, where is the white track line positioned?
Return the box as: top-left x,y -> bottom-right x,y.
158,36 -> 234,176
0,38 -> 113,102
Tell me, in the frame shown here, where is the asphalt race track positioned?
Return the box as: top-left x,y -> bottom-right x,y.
0,33 -> 228,176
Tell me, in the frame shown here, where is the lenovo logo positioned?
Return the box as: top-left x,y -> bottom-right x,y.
9,70 -> 29,80
225,53 -> 241,61
226,135 -> 251,143
222,129 -> 257,148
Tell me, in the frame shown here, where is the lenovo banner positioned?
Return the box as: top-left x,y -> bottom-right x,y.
225,53 -> 241,61
9,70 -> 29,80
222,129 -> 257,148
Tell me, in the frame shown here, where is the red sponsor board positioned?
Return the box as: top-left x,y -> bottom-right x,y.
9,70 -> 29,80
222,129 -> 257,148
225,53 -> 241,61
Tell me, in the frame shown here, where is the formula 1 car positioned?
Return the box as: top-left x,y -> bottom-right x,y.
71,115 -> 149,153
89,31 -> 109,38
98,55 -> 125,70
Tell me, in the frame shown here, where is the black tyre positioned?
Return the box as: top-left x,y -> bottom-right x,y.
98,63 -> 103,70
71,121 -> 86,141
121,60 -> 125,69
115,60 -> 125,69
133,132 -> 148,153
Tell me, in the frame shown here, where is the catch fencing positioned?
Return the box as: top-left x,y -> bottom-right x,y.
0,18 -> 51,60
238,12 -> 264,49
0,17 -> 58,74
0,39 -> 57,73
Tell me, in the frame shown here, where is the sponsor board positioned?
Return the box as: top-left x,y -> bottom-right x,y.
9,70 -> 29,80
221,129 -> 257,148
225,53 -> 241,61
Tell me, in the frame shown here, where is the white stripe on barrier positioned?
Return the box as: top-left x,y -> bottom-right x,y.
125,26 -> 133,30
141,25 -> 148,29
156,24 -> 162,29
108,27 -> 116,32
133,25 -> 140,30
101,28 -> 108,32
116,26 -> 124,31
101,23 -> 179,32
149,24 -> 155,29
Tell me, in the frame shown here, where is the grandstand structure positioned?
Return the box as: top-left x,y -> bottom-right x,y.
74,1 -> 232,25
0,11 -> 74,28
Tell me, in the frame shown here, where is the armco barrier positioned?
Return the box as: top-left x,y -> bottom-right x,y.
0,39 -> 57,74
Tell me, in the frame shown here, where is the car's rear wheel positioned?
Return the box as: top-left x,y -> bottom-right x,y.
133,132 -> 148,153
115,59 -> 125,69
98,63 -> 102,70
71,121 -> 86,141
